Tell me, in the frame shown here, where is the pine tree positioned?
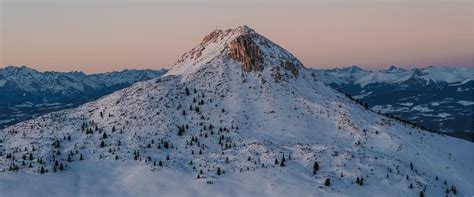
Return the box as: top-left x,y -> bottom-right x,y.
59,163 -> 64,171
40,166 -> 45,174
100,141 -> 105,148
324,178 -> 331,186
313,161 -> 319,174
280,154 -> 285,167
275,158 -> 279,165
80,154 -> 84,160
419,191 -> 424,197
217,167 -> 221,175
185,87 -> 190,96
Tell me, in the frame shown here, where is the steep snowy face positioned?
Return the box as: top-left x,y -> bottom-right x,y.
166,26 -> 304,82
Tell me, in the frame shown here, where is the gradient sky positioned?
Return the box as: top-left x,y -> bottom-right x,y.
1,0 -> 473,73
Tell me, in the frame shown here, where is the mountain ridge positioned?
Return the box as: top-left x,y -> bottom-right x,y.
0,66 -> 167,128
312,66 -> 473,136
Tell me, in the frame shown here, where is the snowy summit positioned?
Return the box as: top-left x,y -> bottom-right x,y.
0,26 -> 473,196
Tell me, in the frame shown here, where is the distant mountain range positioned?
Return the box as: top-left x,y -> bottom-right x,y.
0,66 -> 167,128
312,66 -> 473,139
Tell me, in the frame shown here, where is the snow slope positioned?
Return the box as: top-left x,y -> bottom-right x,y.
0,26 -> 473,196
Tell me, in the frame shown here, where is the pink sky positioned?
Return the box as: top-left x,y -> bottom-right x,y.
1,0 -> 473,73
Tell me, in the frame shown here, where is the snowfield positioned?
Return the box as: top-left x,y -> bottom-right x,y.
0,26 -> 473,196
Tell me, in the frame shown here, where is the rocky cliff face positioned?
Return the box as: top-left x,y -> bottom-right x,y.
228,35 -> 264,73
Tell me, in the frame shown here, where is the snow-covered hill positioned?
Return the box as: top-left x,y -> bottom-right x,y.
313,66 -> 474,137
1,26 -> 473,196
0,66 -> 167,128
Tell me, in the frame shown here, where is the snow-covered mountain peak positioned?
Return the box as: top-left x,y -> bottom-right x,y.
166,25 -> 304,83
385,65 -> 406,73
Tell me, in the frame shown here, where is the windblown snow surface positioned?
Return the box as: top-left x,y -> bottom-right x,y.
0,26 -> 472,197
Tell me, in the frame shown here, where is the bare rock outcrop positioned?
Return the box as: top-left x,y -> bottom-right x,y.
228,35 -> 264,72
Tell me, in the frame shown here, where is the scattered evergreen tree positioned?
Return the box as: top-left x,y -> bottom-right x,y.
40,166 -> 45,174
324,178 -> 331,186
280,154 -> 285,167
451,185 -> 457,195
313,161 -> 319,174
185,87 -> 190,96
80,154 -> 84,160
100,140 -> 105,148
217,167 -> 221,175
419,191 -> 424,197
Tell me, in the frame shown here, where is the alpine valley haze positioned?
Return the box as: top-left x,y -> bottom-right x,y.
0,26 -> 472,196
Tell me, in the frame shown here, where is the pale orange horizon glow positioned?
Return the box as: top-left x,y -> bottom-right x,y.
1,0 -> 473,73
